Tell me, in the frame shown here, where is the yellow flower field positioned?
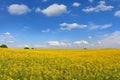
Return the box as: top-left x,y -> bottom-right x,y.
0,48 -> 120,80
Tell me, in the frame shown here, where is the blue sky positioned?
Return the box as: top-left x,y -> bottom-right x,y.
0,0 -> 120,48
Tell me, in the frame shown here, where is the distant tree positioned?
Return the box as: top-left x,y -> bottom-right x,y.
24,47 -> 30,49
0,44 -> 8,48
31,48 -> 35,49
84,48 -> 87,50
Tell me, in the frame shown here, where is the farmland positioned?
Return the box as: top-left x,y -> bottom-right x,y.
0,48 -> 120,80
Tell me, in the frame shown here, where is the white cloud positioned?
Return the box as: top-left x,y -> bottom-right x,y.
73,40 -> 89,45
19,31 -> 120,48
60,22 -> 87,30
88,0 -> 94,3
8,4 -> 31,15
71,31 -> 120,48
83,1 -> 114,12
0,32 -> 14,44
101,24 -> 112,29
47,41 -> 60,46
89,23 -> 112,30
47,41 -> 68,47
59,23 -> 111,31
41,3 -> 68,16
114,10 -> 120,17
41,29 -> 50,32
83,7 -> 95,12
98,31 -> 120,48
72,2 -> 81,7
4,32 -> 11,35
24,44 -> 30,47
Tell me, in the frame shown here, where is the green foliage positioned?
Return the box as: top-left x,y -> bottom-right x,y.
84,48 -> 87,50
0,44 -> 8,48
31,48 -> 35,49
24,47 -> 29,49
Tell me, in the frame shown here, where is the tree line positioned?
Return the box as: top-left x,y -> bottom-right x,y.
0,44 -> 34,49
0,44 -> 8,48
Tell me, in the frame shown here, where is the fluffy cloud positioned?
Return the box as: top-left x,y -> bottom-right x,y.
83,1 -> 114,12
40,4 -> 68,16
98,31 -> 120,48
47,41 -> 67,46
73,40 -> 89,45
89,23 -> 112,30
72,2 -> 81,7
24,44 -> 30,47
72,31 -> 120,48
4,32 -> 11,35
60,23 -> 87,30
33,40 -> 89,48
101,24 -> 112,29
45,31 -> 120,48
114,10 -> 120,17
8,4 -> 31,15
60,22 -> 111,31
47,41 -> 60,46
0,32 -> 14,44
47,40 -> 89,48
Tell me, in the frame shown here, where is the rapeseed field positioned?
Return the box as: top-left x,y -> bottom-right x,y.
0,48 -> 120,80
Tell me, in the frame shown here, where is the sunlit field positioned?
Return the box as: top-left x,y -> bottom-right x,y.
0,48 -> 120,80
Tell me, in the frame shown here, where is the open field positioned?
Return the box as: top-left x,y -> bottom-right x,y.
0,48 -> 120,80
